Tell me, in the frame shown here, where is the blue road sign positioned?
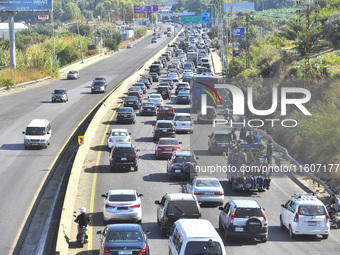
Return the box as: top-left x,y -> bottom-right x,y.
201,13 -> 210,24
0,0 -> 53,11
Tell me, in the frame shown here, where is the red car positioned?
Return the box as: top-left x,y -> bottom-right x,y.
155,138 -> 182,159
157,106 -> 175,120
167,64 -> 177,71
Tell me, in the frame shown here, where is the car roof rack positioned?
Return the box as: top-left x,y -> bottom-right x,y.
293,193 -> 317,200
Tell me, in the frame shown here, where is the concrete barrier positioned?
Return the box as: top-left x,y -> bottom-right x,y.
55,26 -> 184,255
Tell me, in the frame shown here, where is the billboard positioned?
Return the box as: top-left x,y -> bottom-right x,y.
231,27 -> 262,39
224,2 -> 255,13
0,0 -> 53,11
134,5 -> 158,13
38,14 -> 49,21
181,16 -> 201,24
201,13 -> 210,24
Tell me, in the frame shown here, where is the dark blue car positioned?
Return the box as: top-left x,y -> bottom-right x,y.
99,224 -> 150,255
176,91 -> 191,104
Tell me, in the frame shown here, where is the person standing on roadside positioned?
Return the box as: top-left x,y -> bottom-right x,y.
240,127 -> 247,140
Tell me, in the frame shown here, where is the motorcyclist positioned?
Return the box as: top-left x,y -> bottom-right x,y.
75,207 -> 91,242
327,194 -> 340,219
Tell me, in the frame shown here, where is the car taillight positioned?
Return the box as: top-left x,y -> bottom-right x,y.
130,204 -> 141,208
215,191 -> 224,196
128,138 -> 131,142
294,213 -> 299,222
105,204 -> 116,209
141,108 -> 144,111
262,209 -> 268,226
109,138 -> 112,142
135,156 -> 138,161
194,192 -> 204,195
139,247 -> 148,255
103,248 -> 111,255
164,216 -> 168,222
79,230 -> 85,234
230,209 -> 236,225
136,102 -> 139,104
129,114 -> 134,116
326,213 -> 330,223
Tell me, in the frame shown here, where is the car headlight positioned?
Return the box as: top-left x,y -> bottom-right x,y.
41,139 -> 46,142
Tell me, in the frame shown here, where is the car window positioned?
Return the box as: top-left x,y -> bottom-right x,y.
159,107 -> 172,111
174,155 -> 192,163
176,116 -> 191,121
150,95 -> 161,99
156,123 -> 172,129
93,81 -> 105,85
26,127 -> 46,136
234,208 -> 262,218
195,179 -> 220,188
106,231 -> 142,243
214,134 -> 229,141
159,140 -> 178,145
185,241 -> 223,255
112,147 -> 135,156
109,194 -> 136,202
125,96 -> 137,101
112,132 -> 128,137
142,103 -> 155,107
118,108 -> 133,113
167,201 -> 200,216
178,92 -> 189,96
54,90 -> 65,94
298,205 -> 326,216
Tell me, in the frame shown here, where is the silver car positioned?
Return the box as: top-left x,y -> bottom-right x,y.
101,189 -> 143,223
148,94 -> 163,107
51,88 -> 68,103
186,176 -> 224,206
67,70 -> 79,79
173,113 -> 193,133
106,129 -> 131,149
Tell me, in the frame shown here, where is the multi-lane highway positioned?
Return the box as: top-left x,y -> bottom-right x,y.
0,23 -> 179,255
67,48 -> 340,255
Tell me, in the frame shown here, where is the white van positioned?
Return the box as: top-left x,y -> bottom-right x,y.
23,119 -> 51,149
169,219 -> 226,255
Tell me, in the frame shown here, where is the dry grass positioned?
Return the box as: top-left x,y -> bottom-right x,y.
1,69 -> 49,85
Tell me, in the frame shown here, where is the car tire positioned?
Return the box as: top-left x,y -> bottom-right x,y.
280,216 -> 285,230
289,225 -> 296,239
137,219 -> 142,224
231,181 -> 236,191
134,166 -> 138,171
157,217 -> 160,225
260,236 -> 267,243
161,226 -> 167,236
322,234 -> 329,239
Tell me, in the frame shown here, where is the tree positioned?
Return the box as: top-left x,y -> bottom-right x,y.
323,13 -> 340,47
149,13 -> 157,24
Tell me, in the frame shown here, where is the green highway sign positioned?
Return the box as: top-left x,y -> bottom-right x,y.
181,16 -> 201,24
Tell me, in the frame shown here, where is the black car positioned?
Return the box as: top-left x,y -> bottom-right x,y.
116,107 -> 136,124
175,82 -> 190,95
109,143 -> 139,171
139,102 -> 157,116
127,91 -> 142,103
161,79 -> 174,89
149,64 -> 161,75
155,193 -> 202,236
91,80 -> 107,93
157,86 -> 171,100
123,96 -> 140,110
208,131 -> 229,154
153,120 -> 176,142
133,82 -> 147,94
140,74 -> 153,85
98,224 -> 150,255
167,151 -> 198,180
138,79 -> 151,89
149,72 -> 159,82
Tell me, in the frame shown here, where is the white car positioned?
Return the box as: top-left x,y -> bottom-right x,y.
182,69 -> 194,77
101,189 -> 143,223
148,93 -> 163,107
127,43 -> 132,48
280,193 -> 330,239
186,176 -> 224,206
107,129 -> 131,149
173,113 -> 193,133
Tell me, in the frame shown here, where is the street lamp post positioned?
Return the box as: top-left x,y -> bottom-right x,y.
75,0 -> 84,63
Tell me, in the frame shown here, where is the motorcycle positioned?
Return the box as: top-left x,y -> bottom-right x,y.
77,225 -> 88,247
327,206 -> 340,229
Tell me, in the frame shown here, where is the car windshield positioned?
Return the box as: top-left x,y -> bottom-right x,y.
156,123 -> 172,129
185,241 -> 223,255
167,201 -> 200,216
298,205 -> 326,216
54,90 -> 65,94
106,231 -> 143,243
112,131 -> 128,137
125,96 -> 137,101
178,92 -> 189,96
25,127 -> 46,136
95,77 -> 105,81
150,95 -> 161,99
174,155 -> 193,163
118,108 -> 133,113
109,194 -> 136,202
176,116 -> 191,121
142,103 -> 155,107
214,134 -> 229,141
159,139 -> 178,145
112,147 -> 135,156
234,208 -> 262,218
69,71 -> 77,74
159,107 -> 172,111
195,179 -> 220,188
93,81 -> 104,86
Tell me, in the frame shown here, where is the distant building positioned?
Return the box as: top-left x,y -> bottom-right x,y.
0,22 -> 29,39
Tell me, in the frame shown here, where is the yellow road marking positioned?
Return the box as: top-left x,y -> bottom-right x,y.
87,103 -> 121,253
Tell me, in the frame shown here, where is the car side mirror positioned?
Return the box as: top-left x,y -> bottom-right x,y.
136,149 -> 140,152
22,131 -> 25,134
281,204 -> 285,208
155,200 -> 160,205
145,230 -> 151,235
196,157 -> 199,160
97,230 -> 102,235
106,133 -> 109,135
138,194 -> 144,197
179,142 -> 182,144
129,133 -> 131,135
218,206 -> 224,210
152,124 -> 155,126
101,194 -> 107,198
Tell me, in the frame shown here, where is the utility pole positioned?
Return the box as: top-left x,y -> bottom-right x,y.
75,0 -> 84,63
230,6 -> 234,58
51,10 -> 55,60
8,12 -> 16,70
245,13 -> 250,68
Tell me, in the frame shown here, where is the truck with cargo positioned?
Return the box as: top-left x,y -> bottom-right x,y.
226,142 -> 271,191
186,52 -> 198,67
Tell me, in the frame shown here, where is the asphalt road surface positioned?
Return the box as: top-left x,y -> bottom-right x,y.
68,53 -> 340,254
0,23 -> 179,255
